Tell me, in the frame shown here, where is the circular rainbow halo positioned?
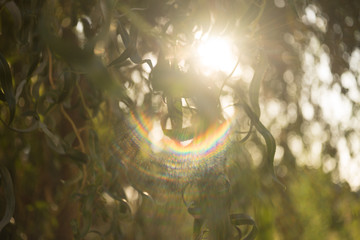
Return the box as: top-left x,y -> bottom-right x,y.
113,110 -> 233,184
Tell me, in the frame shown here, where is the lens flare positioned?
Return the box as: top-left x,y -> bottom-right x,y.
112,110 -> 233,185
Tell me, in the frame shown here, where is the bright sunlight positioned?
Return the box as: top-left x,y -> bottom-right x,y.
195,34 -> 239,76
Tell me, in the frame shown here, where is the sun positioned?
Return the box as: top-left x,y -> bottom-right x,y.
195,35 -> 239,76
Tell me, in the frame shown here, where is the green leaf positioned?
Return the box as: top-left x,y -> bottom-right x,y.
88,129 -> 100,161
0,111 -> 39,133
79,195 -> 94,238
0,166 -> 15,232
0,52 -> 16,124
118,198 -> 132,219
117,21 -> 130,47
127,25 -> 142,64
26,54 -> 41,80
241,102 -> 285,189
188,206 -> 203,219
162,128 -> 194,141
80,17 -> 94,39
66,149 -> 89,165
108,21 -> 134,67
15,79 -> 26,102
130,51 -> 142,64
161,112 -> 195,141
242,102 -> 274,165
249,55 -> 268,117
3,1 -> 22,30
58,71 -> 76,103
230,213 -> 257,240
40,12 -> 122,97
109,23 -> 153,70
142,59 -> 153,70
39,122 -> 62,149
167,97 -> 183,130
107,47 -> 132,67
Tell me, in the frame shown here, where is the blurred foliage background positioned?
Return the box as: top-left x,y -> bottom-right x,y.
0,0 -> 360,239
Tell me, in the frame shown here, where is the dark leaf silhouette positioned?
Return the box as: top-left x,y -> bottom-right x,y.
0,167 -> 15,232
0,53 -> 15,124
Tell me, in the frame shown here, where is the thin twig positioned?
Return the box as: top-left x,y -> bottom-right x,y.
60,104 -> 88,190
47,46 -> 88,190
218,57 -> 240,99
47,47 -> 56,89
76,81 -> 92,119
59,106 -> 85,152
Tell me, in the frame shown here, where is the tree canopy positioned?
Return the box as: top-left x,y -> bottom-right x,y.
0,0 -> 360,239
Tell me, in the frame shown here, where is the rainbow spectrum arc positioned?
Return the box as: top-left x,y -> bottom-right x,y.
112,110 -> 234,183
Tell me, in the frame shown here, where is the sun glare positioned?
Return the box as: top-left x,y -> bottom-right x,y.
196,35 -> 239,76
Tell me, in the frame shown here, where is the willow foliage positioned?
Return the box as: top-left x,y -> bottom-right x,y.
1,0 -> 360,239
